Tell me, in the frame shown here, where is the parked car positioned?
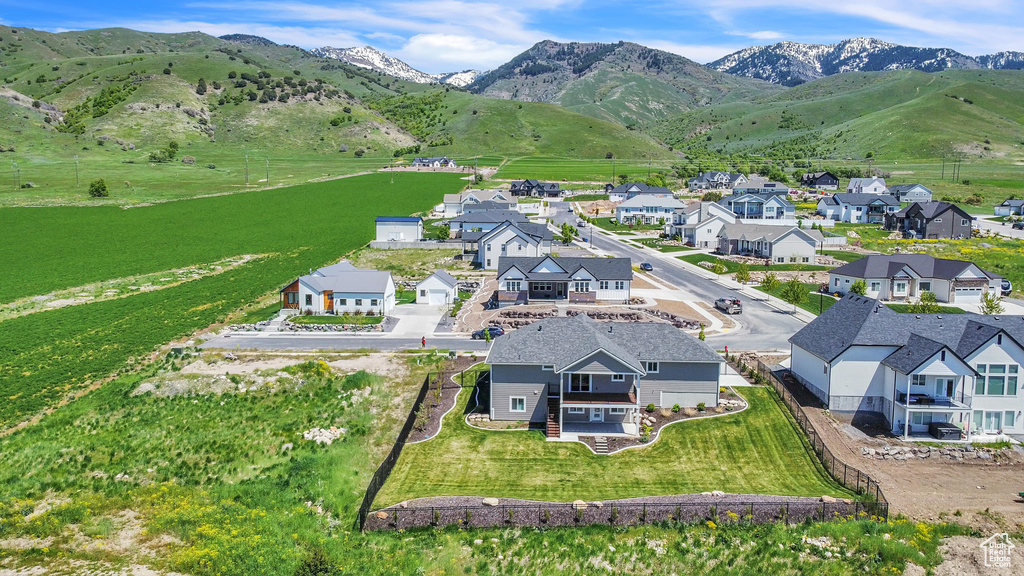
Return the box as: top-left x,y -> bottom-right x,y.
714,298 -> 742,314
1012,222 -> 1024,230
576,220 -> 587,227
471,326 -> 505,340
1002,279 -> 1013,296
639,262 -> 654,271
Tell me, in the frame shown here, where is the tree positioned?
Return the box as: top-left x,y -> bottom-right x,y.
909,291 -> 940,314
617,173 -> 630,184
980,291 -> 1004,315
698,323 -> 706,341
760,271 -> 780,293
88,178 -> 108,198
849,279 -> 867,295
701,191 -> 723,202
436,224 -> 450,240
735,263 -> 750,285
780,278 -> 805,313
195,77 -> 207,95
559,222 -> 577,245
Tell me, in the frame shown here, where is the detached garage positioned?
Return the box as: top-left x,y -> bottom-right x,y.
416,270 -> 458,306
375,216 -> 423,242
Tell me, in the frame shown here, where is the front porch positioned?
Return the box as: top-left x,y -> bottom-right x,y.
559,421 -> 639,440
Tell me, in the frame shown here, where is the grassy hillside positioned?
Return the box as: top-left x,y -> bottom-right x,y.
654,69 -> 1024,162
469,40 -> 781,127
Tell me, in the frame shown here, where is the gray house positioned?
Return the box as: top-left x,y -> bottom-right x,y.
889,184 -> 933,203
994,198 -> 1024,217
884,202 -> 973,240
487,314 -> 723,438
496,255 -> 632,307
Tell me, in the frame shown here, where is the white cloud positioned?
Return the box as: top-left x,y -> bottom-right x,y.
395,34 -> 529,71
743,31 -> 785,40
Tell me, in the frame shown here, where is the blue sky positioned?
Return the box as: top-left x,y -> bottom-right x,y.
2,1 -> 1023,72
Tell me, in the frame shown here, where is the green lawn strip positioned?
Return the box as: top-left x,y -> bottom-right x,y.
637,239 -> 694,252
590,217 -> 664,233
567,193 -> 609,202
375,386 -> 850,508
754,283 -> 837,315
677,254 -> 829,274
886,304 -> 966,314
821,250 -> 867,263
235,301 -> 283,324
289,314 -> 384,325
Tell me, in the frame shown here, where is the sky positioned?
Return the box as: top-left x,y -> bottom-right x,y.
2,1 -> 1024,73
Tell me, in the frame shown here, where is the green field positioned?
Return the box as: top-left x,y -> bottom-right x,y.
376,386 -> 849,507
755,283 -> 838,315
676,254 -> 830,274
495,156 -> 674,182
0,172 -> 463,430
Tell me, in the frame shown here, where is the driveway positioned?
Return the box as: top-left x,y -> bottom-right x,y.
388,304 -> 447,338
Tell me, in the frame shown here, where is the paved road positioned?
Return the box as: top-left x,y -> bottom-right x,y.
555,201 -> 804,351
972,215 -> 1024,240
201,333 -> 491,352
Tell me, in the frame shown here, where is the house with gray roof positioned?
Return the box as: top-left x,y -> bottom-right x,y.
732,178 -> 792,196
615,194 -> 686,225
412,156 -> 456,168
280,261 -> 396,316
509,179 -> 563,197
846,177 -> 887,194
888,183 -> 933,203
664,201 -> 737,248
487,314 -> 723,438
473,221 -> 553,269
817,193 -> 900,223
801,171 -> 839,190
687,171 -> 742,190
828,254 -> 1001,304
789,294 -> 1024,440
449,210 -> 529,236
607,182 -> 674,202
496,255 -> 633,307
884,201 -> 973,239
994,198 -> 1024,217
724,192 -> 795,221
717,224 -> 823,264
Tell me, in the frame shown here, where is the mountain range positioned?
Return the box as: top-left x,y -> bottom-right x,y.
310,46 -> 480,87
710,38 -> 1024,86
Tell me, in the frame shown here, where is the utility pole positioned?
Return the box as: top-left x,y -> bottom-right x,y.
74,155 -> 79,187
11,161 -> 16,190
265,158 -> 269,184
611,157 -> 616,183
390,159 -> 394,184
648,156 -> 652,178
245,154 -> 249,186
941,155 -> 945,181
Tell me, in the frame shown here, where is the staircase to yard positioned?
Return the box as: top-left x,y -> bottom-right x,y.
546,397 -> 560,438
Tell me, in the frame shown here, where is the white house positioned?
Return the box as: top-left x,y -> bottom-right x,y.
817,193 -> 900,223
607,182 -> 674,203
888,184 -> 933,204
664,201 -> 737,248
827,254 -> 1002,304
725,193 -> 795,221
473,221 -> 553,270
413,156 -> 456,168
496,256 -> 632,307
615,194 -> 685,225
374,216 -> 423,242
790,294 -> 1024,440
416,270 -> 459,306
846,177 -> 887,194
280,261 -> 396,316
732,178 -> 792,195
994,198 -> 1024,217
716,223 -> 822,263
440,190 -> 513,218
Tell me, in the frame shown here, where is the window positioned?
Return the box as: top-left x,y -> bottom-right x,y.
940,351 -> 946,361
286,292 -> 298,305
962,219 -> 969,226
911,374 -> 927,387
510,397 -> 525,412
645,361 -> 659,373
976,364 -> 1019,395
541,365 -> 554,371
1006,411 -> 1016,428
609,408 -> 626,415
574,281 -> 590,293
934,218 -> 942,223
919,281 -> 931,292
911,412 -> 932,425
612,374 -> 625,382
599,281 -> 609,290
355,299 -> 363,306
802,257 -> 809,263
789,257 -> 797,263
615,281 -> 626,290
776,257 -> 785,263
501,244 -> 506,253
486,259 -> 491,268
834,278 -> 840,287
532,282 -> 553,292
305,294 -> 313,306
339,298 -> 347,305
895,281 -> 907,293
567,407 -> 585,414
505,281 -> 521,292
486,243 -> 492,251
870,281 -> 881,292
420,289 -> 427,297
570,374 -> 591,392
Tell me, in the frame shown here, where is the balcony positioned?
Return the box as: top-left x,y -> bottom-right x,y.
563,386 -> 637,406
895,391 -> 970,410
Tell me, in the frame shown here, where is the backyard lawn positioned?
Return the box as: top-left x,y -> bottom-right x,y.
374,385 -> 850,507
289,314 -> 384,325
637,238 -> 694,252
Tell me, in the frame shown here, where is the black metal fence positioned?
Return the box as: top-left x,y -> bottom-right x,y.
751,360 -> 889,520
356,373 -> 432,530
363,499 -> 878,531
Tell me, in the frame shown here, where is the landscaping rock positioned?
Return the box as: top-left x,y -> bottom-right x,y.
593,501 -> 604,508
376,511 -> 388,520
711,490 -> 725,497
821,496 -> 837,503
474,539 -> 483,546
482,498 -> 499,506
280,442 -> 293,452
572,500 -> 588,510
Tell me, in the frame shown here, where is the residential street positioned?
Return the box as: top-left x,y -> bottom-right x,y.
553,200 -> 805,351
971,214 -> 1024,240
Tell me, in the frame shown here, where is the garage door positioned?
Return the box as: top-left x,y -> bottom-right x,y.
954,287 -> 983,303
661,391 -> 714,409
427,290 -> 450,306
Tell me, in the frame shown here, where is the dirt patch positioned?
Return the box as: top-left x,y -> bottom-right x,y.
904,536 -> 1018,576
577,200 -> 616,216
631,275 -> 658,290
693,301 -> 738,331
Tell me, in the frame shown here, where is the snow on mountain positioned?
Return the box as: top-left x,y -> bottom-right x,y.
977,51 -> 1024,70
710,38 -> 989,86
310,45 -> 479,86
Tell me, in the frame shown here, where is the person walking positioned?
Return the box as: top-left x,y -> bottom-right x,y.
421,336 -> 426,349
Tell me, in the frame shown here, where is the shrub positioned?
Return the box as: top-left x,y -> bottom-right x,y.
672,403 -> 681,413
162,68 -> 171,75
697,402 -> 706,412
88,178 -> 108,197
645,403 -> 656,413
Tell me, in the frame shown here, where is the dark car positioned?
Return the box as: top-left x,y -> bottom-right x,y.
471,326 -> 505,340
1012,222 -> 1024,230
1002,279 -> 1013,296
640,262 -> 654,271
